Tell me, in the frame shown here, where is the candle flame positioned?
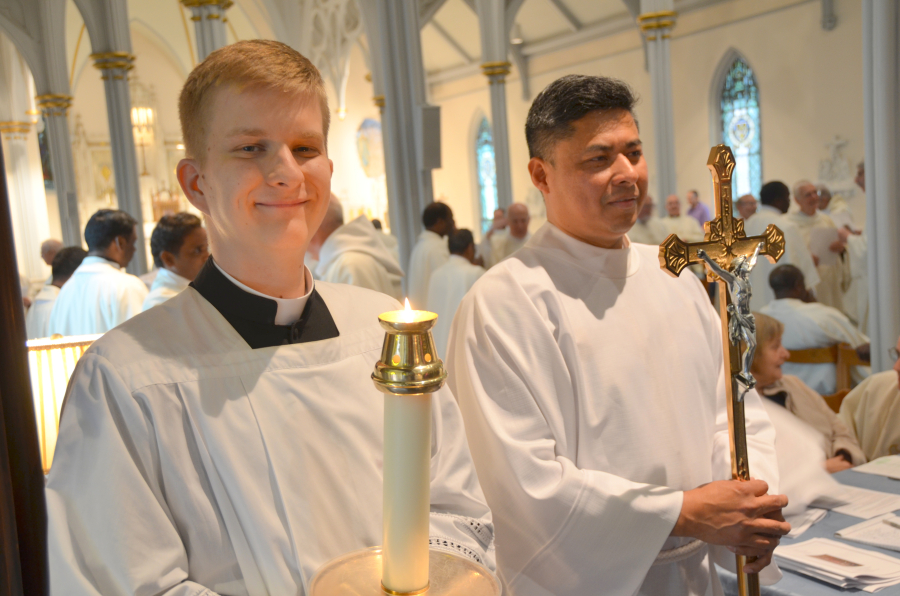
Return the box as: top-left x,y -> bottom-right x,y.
404,298 -> 411,311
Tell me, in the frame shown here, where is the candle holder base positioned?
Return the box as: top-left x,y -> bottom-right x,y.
309,546 -> 500,596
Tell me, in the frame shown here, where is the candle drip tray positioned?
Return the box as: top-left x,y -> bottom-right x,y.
309,546 -> 501,595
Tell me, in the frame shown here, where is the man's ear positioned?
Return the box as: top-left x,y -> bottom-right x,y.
528,157 -> 550,196
178,158 -> 210,215
160,250 -> 177,270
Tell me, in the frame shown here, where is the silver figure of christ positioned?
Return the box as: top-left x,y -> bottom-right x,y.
697,243 -> 762,398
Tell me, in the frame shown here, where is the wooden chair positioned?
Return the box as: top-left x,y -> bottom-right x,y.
786,343 -> 867,410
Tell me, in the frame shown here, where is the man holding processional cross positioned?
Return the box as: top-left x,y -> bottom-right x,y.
447,74 -> 789,595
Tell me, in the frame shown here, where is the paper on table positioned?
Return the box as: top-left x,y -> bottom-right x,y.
776,538 -> 900,591
787,508 -> 829,538
812,486 -> 900,519
809,227 -> 841,266
836,514 -> 900,552
854,456 -> 900,480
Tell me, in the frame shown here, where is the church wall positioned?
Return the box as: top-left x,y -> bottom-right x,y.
426,0 -> 865,234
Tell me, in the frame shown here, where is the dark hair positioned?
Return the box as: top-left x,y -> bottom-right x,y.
371,218 -> 383,230
760,181 -> 790,208
769,264 -> 804,296
422,202 -> 452,228
448,229 -> 474,255
525,74 -> 638,160
84,209 -> 137,251
51,246 -> 87,281
150,212 -> 203,268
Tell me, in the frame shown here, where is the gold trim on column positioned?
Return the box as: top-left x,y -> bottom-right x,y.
373,95 -> 385,108
35,94 -> 74,114
0,121 -> 33,135
180,0 -> 233,8
90,52 -> 136,71
636,10 -> 677,22
481,61 -> 511,80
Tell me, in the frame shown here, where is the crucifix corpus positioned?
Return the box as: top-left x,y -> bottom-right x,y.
659,144 -> 785,596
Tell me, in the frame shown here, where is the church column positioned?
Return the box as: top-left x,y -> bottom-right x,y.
35,95 -> 80,247
180,0 -> 232,61
91,52 -> 148,275
362,0 -> 438,272
862,0 -> 900,373
475,0 -> 513,211
638,2 -> 677,205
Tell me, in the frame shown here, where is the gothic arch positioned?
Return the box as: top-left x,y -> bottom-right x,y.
708,47 -> 754,146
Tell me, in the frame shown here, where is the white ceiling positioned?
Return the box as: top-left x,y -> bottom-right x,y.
420,0 -> 633,74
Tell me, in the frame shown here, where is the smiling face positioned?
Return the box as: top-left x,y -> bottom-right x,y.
751,335 -> 790,388
177,86 -> 333,268
795,183 -> 819,216
528,109 -> 648,249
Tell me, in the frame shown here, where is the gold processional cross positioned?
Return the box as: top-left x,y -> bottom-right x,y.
659,144 -> 785,596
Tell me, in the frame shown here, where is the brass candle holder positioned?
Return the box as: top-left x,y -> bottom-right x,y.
309,305 -> 499,596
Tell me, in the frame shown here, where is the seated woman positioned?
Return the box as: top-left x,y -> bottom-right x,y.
752,312 -> 867,473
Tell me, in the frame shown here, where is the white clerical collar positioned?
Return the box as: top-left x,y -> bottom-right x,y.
213,261 -> 314,326
537,222 -> 640,278
82,255 -> 122,270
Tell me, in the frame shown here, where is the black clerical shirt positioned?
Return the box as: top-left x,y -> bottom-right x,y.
190,257 -> 339,349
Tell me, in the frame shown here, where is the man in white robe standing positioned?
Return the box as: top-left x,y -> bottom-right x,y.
628,195 -> 668,245
308,195 -> 404,300
47,209 -> 149,336
407,201 -> 454,309
746,181 -> 819,311
662,193 -> 705,242
481,203 -> 531,268
46,40 -> 494,596
760,264 -> 869,395
785,180 -> 850,314
427,229 -> 484,358
25,247 -> 86,339
448,74 -> 787,596
143,212 -> 210,310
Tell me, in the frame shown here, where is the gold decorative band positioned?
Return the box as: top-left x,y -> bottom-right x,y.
481,61 -> 511,77
640,20 -> 675,31
381,582 -> 430,595
180,0 -> 233,8
91,52 -> 136,71
207,13 -> 221,19
636,10 -> 677,22
35,94 -> 74,110
0,121 -> 32,134
373,95 -> 385,108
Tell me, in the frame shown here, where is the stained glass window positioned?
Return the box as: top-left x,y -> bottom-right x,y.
475,117 -> 498,233
720,57 -> 762,200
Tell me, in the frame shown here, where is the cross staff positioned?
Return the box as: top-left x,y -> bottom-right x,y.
658,144 -> 785,596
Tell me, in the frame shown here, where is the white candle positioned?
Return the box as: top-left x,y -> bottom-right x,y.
382,391 -> 431,593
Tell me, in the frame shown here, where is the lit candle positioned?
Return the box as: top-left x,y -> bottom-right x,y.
373,299 -> 445,595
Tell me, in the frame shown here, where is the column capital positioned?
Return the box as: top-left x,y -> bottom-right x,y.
638,10 -> 677,40
180,0 -> 233,7
35,94 -> 74,117
0,120 -> 32,140
373,95 -> 385,110
181,0 -> 232,19
481,61 -> 511,83
91,52 -> 136,81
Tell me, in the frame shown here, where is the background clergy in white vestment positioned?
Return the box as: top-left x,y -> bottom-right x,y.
785,180 -> 851,315
746,181 -> 819,312
46,41 -> 494,596
427,228 -> 484,358
308,195 -> 404,300
662,193 -> 705,242
760,265 -> 869,395
407,201 -> 454,309
627,195 -> 668,245
24,246 -> 86,339
447,74 -> 787,596
481,203 -> 532,268
143,212 -> 209,311
47,209 -> 149,336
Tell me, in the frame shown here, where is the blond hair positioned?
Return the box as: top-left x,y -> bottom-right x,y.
178,40 -> 329,162
752,312 -> 784,369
